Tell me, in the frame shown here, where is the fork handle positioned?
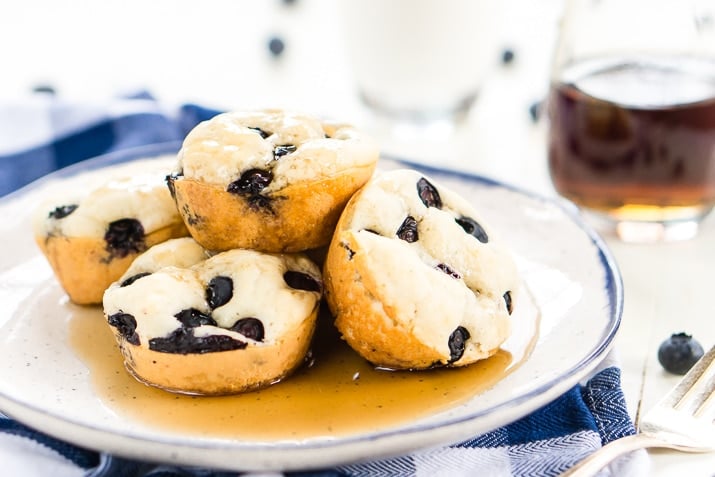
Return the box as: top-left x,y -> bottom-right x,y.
560,434 -> 661,476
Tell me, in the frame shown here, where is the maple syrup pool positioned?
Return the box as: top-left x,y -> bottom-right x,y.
69,290 -> 539,440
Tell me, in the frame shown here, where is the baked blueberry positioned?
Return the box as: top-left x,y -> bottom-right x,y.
149,328 -> 246,354
227,169 -> 274,210
416,177 -> 442,209
456,216 -> 489,243
231,317 -> 265,342
206,276 -> 233,309
120,272 -> 151,287
248,126 -> 271,138
227,169 -> 273,196
48,204 -> 78,219
284,271 -> 321,293
396,216 -> 419,243
174,308 -> 217,328
104,218 -> 145,258
504,291 -> 513,314
166,172 -> 182,200
273,144 -> 297,160
436,263 -> 461,279
448,326 -> 470,363
107,312 -> 140,345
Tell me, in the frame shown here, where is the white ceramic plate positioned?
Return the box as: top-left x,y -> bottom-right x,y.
0,142 -> 622,472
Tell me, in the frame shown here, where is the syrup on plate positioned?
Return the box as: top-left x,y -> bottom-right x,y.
69,293 -> 538,440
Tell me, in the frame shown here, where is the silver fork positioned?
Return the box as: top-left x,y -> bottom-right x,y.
562,345 -> 715,476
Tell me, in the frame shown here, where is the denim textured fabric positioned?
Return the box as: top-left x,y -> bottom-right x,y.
0,92 -> 220,196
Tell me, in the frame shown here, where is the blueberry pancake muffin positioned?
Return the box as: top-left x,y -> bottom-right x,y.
168,109 -> 379,252
34,167 -> 188,305
103,237 -> 322,395
324,169 -> 519,370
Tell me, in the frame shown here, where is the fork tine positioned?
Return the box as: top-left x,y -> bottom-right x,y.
663,346 -> 715,414
693,389 -> 715,421
676,363 -> 715,417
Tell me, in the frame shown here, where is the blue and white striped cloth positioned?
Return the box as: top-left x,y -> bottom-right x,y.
0,93 -> 642,476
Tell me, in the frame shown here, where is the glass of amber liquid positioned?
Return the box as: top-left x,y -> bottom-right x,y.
547,0 -> 715,242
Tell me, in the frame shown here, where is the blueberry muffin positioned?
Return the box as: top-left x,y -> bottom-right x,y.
167,109 -> 379,252
34,165 -> 189,305
103,237 -> 322,395
324,170 -> 519,370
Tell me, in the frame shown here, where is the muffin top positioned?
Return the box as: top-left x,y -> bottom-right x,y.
103,238 -> 323,353
175,109 -> 379,192
33,157 -> 181,240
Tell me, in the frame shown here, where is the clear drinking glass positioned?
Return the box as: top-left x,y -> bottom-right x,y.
337,0 -> 500,164
547,0 -> 715,242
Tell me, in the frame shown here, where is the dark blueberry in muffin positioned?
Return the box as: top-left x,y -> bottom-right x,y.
227,169 -> 275,210
48,204 -> 78,219
228,169 -> 273,196
231,317 -> 265,342
504,291 -> 513,314
120,272 -> 151,287
448,326 -> 470,363
273,144 -> 297,160
416,178 -> 442,209
396,216 -> 419,243
456,216 -> 489,243
206,276 -> 234,309
107,312 -> 140,345
149,328 -> 246,354
174,308 -> 217,328
104,219 -> 145,258
436,263 -> 461,279
166,172 -> 183,200
248,126 -> 271,139
284,271 -> 322,293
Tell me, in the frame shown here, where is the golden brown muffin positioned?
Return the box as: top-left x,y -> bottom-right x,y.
103,238 -> 323,395
168,109 -> 379,252
33,161 -> 189,305
324,169 -> 519,370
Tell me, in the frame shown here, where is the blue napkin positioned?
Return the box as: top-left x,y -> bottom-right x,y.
0,93 -> 637,476
0,91 -> 220,197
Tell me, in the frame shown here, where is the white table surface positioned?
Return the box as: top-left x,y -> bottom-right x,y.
2,0 -> 714,475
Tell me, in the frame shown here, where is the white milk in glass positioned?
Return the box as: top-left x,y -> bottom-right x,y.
340,0 -> 499,119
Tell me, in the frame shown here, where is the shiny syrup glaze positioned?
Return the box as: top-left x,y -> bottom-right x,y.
69,297 -> 538,440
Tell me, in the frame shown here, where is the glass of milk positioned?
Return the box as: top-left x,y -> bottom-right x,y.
339,0 -> 499,125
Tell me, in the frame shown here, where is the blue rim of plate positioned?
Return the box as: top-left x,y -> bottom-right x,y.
0,141 -> 623,460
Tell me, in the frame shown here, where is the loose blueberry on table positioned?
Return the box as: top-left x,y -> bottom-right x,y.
657,332 -> 704,375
